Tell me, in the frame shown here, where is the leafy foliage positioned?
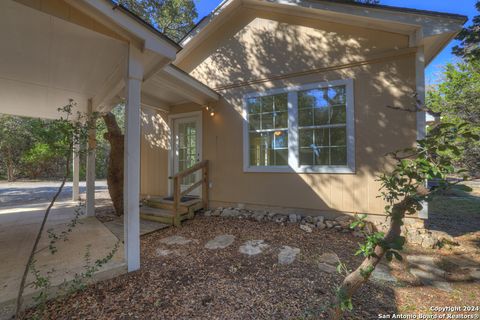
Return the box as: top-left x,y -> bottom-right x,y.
427,61 -> 480,176
453,0 -> 480,61
117,0 -> 197,41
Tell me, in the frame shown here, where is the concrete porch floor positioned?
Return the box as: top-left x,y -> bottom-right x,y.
0,200 -> 126,319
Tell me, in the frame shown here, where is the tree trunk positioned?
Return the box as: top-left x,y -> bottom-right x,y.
329,199 -> 409,319
102,112 -> 124,216
7,153 -> 16,182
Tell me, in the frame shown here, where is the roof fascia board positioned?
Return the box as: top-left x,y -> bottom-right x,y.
66,0 -> 178,60
250,0 -> 464,39
161,65 -> 220,102
243,2 -> 417,35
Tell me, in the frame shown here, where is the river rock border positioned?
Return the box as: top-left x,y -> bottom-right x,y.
202,207 -> 368,238
202,207 -> 458,249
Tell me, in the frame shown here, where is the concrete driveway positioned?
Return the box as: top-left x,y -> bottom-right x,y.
0,181 -> 125,319
0,180 -> 108,208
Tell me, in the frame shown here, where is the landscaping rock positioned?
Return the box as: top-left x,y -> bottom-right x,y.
313,216 -> 325,224
410,268 -> 452,292
318,263 -> 337,274
274,215 -> 287,223
159,235 -> 193,245
205,234 -> 235,250
288,214 -> 299,223
325,220 -> 334,229
239,240 -> 269,256
203,210 -> 212,216
371,264 -> 397,283
221,208 -> 241,218
211,208 -> 223,216
305,216 -> 314,224
278,246 -> 301,265
300,224 -> 313,233
316,222 -> 326,230
155,248 -> 175,257
318,252 -> 340,265
252,211 -> 266,222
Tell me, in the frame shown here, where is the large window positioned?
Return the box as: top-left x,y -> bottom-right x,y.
243,79 -> 355,173
247,93 -> 289,166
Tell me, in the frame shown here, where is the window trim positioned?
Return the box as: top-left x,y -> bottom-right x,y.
242,79 -> 355,174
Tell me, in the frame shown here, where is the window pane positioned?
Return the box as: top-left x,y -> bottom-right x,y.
262,113 -> 274,129
314,147 -> 330,165
331,147 -> 347,165
299,129 -> 314,148
272,149 -> 288,165
249,131 -> 288,167
275,111 -> 288,128
330,127 -> 347,146
247,98 -> 261,114
275,94 -> 288,112
261,96 -> 274,113
331,105 -> 346,124
314,128 -> 329,147
314,107 -> 329,125
328,86 -> 346,105
298,109 -> 313,126
273,130 -> 288,149
249,114 -> 261,130
299,89 -> 329,108
299,148 -> 314,165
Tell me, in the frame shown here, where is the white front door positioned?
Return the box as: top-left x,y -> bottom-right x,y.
172,114 -> 202,196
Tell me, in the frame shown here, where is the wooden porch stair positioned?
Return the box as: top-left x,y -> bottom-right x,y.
140,160 -> 209,227
141,196 -> 204,227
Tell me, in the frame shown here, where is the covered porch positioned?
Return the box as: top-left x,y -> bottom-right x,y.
0,0 -> 218,315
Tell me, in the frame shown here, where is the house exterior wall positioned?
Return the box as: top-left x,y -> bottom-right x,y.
141,9 -> 418,216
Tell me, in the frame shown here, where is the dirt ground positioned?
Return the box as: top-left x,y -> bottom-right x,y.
24,216 -> 480,320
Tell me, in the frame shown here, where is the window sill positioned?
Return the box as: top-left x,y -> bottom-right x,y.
243,165 -> 355,174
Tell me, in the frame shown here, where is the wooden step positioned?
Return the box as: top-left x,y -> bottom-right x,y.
141,196 -> 204,227
140,206 -> 186,227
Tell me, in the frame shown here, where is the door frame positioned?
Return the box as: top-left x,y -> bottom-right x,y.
167,111 -> 203,196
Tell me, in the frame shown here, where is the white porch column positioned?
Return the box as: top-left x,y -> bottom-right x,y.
416,44 -> 429,220
416,45 -> 426,140
124,44 -> 143,272
72,138 -> 80,202
86,100 -> 96,216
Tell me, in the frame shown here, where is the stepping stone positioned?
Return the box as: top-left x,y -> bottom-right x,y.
318,252 -> 340,265
371,264 -> 397,283
406,254 -> 451,292
205,234 -> 235,249
410,268 -> 452,292
159,235 -> 193,245
155,248 -> 176,257
239,240 -> 269,256
318,263 -> 337,274
278,246 -> 300,265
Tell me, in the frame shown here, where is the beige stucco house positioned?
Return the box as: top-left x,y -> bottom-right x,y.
0,0 -> 466,273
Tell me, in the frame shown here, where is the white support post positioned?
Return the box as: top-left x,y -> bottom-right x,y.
124,44 -> 143,272
416,45 -> 426,141
72,138 -> 80,202
86,100 -> 96,216
416,44 -> 429,221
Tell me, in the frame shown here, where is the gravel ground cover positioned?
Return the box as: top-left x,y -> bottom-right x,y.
25,216 -> 480,319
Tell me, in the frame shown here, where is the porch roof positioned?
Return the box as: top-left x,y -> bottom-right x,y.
0,0 -> 219,120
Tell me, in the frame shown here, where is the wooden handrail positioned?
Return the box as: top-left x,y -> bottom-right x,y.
169,160 -> 209,180
172,160 -> 209,221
